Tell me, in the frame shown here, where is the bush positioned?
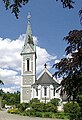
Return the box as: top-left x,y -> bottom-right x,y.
43,112 -> 53,118
29,98 -> 40,105
45,102 -> 57,112
22,110 -> 68,119
35,112 -> 43,117
50,98 -> 60,106
22,110 -> 31,116
31,102 -> 45,112
17,103 -> 28,111
64,102 -> 81,120
54,112 -> 68,119
77,95 -> 82,119
8,108 -> 20,114
25,109 -> 38,116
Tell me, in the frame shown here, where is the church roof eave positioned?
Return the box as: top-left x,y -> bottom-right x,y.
32,66 -> 60,87
37,67 -> 60,84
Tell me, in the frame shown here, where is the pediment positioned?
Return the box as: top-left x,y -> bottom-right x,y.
21,43 -> 34,54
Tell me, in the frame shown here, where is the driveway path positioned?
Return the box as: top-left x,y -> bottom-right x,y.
0,110 -> 65,120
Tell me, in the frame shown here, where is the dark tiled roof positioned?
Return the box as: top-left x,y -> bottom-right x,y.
33,72 -> 59,86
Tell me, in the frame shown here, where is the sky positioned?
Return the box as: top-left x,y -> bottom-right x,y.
0,0 -> 82,93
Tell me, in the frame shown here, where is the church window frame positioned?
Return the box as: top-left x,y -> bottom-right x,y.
36,88 -> 38,96
44,87 -> 47,96
53,87 -> 55,96
25,58 -> 31,71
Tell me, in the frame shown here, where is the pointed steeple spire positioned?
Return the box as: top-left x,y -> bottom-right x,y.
24,12 -> 34,47
21,13 -> 35,55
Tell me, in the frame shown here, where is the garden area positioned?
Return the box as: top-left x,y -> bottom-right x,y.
8,98 -> 82,120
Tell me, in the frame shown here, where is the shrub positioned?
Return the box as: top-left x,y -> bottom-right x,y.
54,112 -> 68,119
7,108 -> 20,114
35,112 -> 43,117
50,98 -> 60,106
64,102 -> 81,120
29,98 -> 40,105
45,102 -> 57,112
25,109 -> 36,116
23,110 -> 31,116
17,103 -> 28,111
31,102 -> 45,112
43,112 -> 53,118
77,95 -> 82,119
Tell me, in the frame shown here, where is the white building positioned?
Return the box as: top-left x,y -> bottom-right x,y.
20,13 -> 61,103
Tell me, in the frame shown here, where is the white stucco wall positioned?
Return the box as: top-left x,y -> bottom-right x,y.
32,84 -> 61,103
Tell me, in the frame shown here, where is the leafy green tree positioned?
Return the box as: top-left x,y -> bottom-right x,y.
13,91 -> 20,105
54,30 -> 82,119
79,8 -> 82,24
56,0 -> 75,9
2,0 -> 82,19
77,95 -> 82,119
2,0 -> 29,18
2,91 -> 20,106
2,100 -> 7,108
0,89 -> 4,96
54,30 -> 82,101
64,102 -> 81,120
0,80 -> 4,85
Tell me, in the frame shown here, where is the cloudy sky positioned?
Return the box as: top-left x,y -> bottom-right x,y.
0,35 -> 57,92
0,0 -> 81,92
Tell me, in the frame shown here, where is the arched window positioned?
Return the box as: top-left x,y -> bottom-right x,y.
44,87 -> 47,96
27,59 -> 30,71
25,58 -> 31,71
53,87 -> 55,96
36,88 -> 38,96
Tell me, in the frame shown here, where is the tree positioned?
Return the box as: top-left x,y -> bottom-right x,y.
0,80 -> 4,85
0,89 -> 4,96
64,102 -> 81,120
77,95 -> 82,118
2,91 -> 20,106
0,80 -> 4,96
79,9 -> 82,24
2,0 -> 29,19
2,0 -> 81,19
56,0 -> 75,9
54,30 -> 82,101
54,30 -> 82,119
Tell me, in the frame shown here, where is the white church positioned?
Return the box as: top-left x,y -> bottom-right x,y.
20,14 -> 62,103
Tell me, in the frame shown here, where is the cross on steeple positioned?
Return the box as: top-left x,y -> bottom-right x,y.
44,63 -> 47,68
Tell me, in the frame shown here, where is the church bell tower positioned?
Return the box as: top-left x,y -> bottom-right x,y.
20,13 -> 36,103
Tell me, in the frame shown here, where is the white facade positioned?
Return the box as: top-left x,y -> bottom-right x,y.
20,14 -> 61,103
32,85 -> 60,103
20,14 -> 36,103
32,67 -> 62,103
